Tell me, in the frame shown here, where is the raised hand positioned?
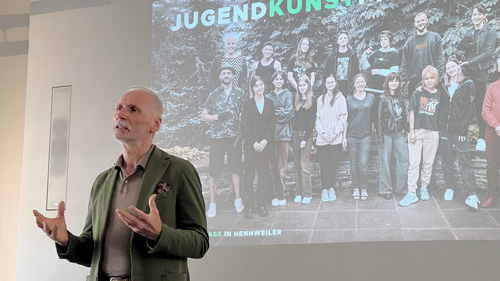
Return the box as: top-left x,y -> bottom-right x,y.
116,194 -> 162,241
33,201 -> 69,246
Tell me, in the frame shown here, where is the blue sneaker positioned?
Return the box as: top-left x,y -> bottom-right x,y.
465,195 -> 480,210
399,192 -> 418,207
301,196 -> 312,204
321,189 -> 329,202
294,195 -> 302,203
444,189 -> 454,201
328,188 -> 337,201
420,186 -> 430,201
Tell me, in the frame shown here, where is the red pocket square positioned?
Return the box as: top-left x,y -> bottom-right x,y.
156,182 -> 171,194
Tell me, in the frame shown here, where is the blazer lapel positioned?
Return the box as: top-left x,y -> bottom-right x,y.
95,168 -> 119,242
136,146 -> 171,212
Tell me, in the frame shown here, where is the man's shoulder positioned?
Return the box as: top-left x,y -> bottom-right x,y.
152,146 -> 196,171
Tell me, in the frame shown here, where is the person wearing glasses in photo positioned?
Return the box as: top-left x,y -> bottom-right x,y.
316,74 -> 348,202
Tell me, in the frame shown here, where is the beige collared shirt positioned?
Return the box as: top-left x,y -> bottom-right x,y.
101,145 -> 155,277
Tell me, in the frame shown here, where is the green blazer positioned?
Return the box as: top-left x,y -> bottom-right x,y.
57,146 -> 209,281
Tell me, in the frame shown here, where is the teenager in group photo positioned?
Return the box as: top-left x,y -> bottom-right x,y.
291,75 -> 317,204
316,74 -> 348,202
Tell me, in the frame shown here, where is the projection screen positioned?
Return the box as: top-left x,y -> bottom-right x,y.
151,0 -> 500,246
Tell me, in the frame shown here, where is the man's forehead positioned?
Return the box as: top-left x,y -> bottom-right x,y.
118,90 -> 150,105
415,14 -> 427,21
225,36 -> 237,44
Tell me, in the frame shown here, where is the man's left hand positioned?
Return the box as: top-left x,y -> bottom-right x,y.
116,194 -> 162,241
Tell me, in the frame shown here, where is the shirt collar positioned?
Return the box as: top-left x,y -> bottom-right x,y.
114,144 -> 155,172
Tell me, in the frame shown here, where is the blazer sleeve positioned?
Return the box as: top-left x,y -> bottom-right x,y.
148,160 -> 209,259
56,171 -> 112,267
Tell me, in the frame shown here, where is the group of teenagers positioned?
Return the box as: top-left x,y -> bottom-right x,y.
201,4 -> 500,219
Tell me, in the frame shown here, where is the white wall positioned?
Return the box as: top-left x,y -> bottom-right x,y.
0,1 -> 29,280
16,0 -> 500,281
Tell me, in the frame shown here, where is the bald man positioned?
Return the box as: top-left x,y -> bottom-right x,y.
34,86 -> 209,281
208,35 -> 248,93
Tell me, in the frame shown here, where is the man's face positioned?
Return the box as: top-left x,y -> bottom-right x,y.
225,37 -> 237,55
113,90 -> 159,145
219,69 -> 234,85
262,45 -> 274,59
414,14 -> 428,32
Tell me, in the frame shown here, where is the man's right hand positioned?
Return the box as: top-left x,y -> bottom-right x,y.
33,201 -> 69,246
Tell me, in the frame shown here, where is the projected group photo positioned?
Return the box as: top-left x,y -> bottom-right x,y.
151,0 -> 500,245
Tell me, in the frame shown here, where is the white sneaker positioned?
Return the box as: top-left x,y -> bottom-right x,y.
207,203 -> 216,218
294,195 -> 302,203
271,198 -> 279,207
353,189 -> 360,200
279,199 -> 287,206
321,189 -> 329,202
234,198 -> 244,213
329,188 -> 337,201
361,189 -> 368,201
444,189 -> 454,201
476,138 -> 486,151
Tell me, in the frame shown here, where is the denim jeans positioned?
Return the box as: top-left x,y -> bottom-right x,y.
347,135 -> 372,189
291,131 -> 313,197
486,126 -> 500,195
439,130 -> 477,196
378,133 -> 409,194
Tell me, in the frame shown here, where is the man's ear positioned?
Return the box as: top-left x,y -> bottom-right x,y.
151,116 -> 161,133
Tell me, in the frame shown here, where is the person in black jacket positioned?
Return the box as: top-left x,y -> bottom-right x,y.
437,57 -> 479,210
377,73 -> 409,200
241,75 -> 276,218
459,4 -> 497,151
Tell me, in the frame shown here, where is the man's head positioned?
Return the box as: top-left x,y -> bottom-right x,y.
337,30 -> 349,48
224,36 -> 238,55
414,12 -> 428,33
262,41 -> 274,59
113,86 -> 163,147
218,63 -> 235,86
